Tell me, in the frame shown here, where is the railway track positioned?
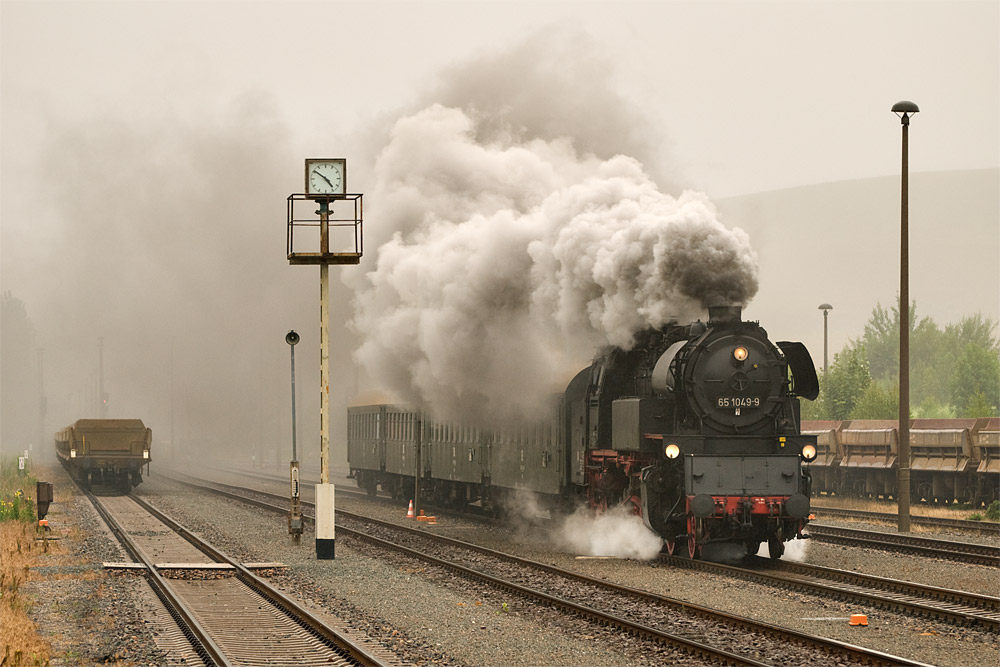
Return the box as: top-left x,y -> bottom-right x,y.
812,506 -> 1000,535
85,489 -> 400,666
661,553 -> 999,632
216,464 -> 1000,564
204,466 -> 1000,627
805,523 -> 1000,566
159,469 -> 935,667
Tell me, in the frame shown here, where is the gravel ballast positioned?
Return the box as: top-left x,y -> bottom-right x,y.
23,462 -> 1000,666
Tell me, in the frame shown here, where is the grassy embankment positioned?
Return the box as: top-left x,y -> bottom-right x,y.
1,455 -> 50,666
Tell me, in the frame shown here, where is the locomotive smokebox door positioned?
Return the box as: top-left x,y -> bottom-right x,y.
36,481 -> 53,520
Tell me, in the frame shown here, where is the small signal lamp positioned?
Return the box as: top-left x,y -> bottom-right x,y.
665,443 -> 681,459
801,444 -> 818,461
733,346 -> 749,362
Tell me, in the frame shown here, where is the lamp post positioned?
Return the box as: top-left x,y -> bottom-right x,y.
892,100 -> 918,532
818,304 -> 833,375
286,330 -> 303,543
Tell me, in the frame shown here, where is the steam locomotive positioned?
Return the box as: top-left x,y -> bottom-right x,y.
348,305 -> 819,559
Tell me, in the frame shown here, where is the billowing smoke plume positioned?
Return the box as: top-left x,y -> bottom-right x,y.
348,105 -> 757,422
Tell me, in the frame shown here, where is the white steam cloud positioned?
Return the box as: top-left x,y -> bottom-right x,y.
345,34 -> 758,423
557,504 -> 664,560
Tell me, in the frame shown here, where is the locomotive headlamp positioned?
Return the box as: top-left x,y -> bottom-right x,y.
665,443 -> 681,459
801,444 -> 817,461
733,346 -> 749,362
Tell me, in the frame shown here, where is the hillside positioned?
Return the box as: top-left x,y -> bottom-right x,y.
715,168 -> 999,362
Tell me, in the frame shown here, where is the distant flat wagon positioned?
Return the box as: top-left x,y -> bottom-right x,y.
55,419 -> 152,493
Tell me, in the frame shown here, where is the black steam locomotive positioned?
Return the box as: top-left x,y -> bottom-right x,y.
348,305 -> 819,559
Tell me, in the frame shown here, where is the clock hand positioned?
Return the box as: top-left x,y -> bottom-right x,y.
314,170 -> 335,188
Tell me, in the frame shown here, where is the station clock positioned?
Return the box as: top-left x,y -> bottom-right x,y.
305,158 -> 346,196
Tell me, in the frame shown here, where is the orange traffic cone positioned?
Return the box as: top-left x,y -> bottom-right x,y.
406,500 -> 415,518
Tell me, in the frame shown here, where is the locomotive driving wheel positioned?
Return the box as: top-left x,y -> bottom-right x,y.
767,534 -> 785,559
627,495 -> 642,517
687,519 -> 707,559
767,524 -> 785,559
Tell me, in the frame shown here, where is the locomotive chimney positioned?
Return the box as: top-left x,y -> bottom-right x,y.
708,305 -> 742,323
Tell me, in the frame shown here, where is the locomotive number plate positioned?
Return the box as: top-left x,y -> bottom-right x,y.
717,397 -> 761,408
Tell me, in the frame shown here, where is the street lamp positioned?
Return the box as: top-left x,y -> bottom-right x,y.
818,304 -> 833,375
286,330 -> 303,543
892,100 -> 918,532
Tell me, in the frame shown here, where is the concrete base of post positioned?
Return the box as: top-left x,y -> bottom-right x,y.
315,482 -> 336,560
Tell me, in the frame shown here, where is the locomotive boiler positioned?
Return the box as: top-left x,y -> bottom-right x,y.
348,305 -> 819,559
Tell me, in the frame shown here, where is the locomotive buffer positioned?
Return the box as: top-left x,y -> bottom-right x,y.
286,158 -> 363,559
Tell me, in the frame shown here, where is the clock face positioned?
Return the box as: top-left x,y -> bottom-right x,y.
306,159 -> 346,195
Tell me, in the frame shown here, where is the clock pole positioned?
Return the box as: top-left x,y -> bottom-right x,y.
319,199 -> 330,489
286,159 -> 362,560
317,201 -> 333,559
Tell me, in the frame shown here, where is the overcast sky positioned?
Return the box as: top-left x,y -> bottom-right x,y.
4,1 -> 997,198
1,1 -> 997,451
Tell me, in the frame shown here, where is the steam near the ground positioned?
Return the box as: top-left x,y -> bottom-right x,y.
756,537 -> 810,562
347,103 -> 757,423
556,504 -> 664,560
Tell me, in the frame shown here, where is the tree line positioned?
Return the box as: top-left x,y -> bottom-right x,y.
801,300 -> 1000,420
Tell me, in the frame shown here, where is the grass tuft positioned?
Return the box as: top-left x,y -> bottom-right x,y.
1,455 -> 50,665
1,521 -> 51,665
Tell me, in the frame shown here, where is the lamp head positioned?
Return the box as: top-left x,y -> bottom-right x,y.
818,303 -> 833,312
892,101 -> 919,125
286,330 -> 300,346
